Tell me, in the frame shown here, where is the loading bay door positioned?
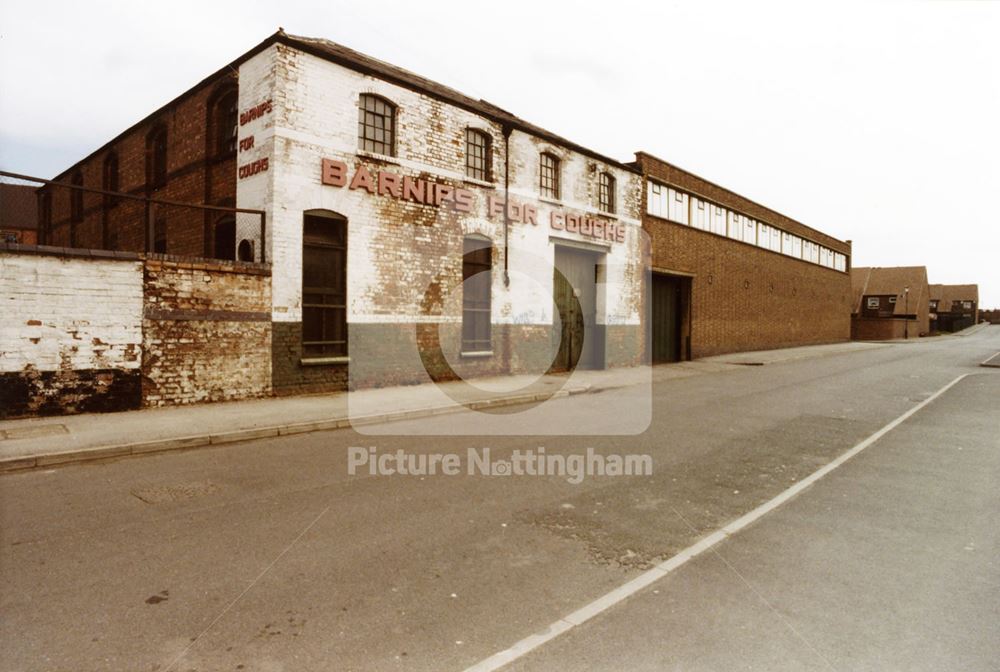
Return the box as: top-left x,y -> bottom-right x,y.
553,245 -> 601,372
651,274 -> 683,363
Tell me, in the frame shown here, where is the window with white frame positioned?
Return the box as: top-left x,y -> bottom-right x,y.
757,223 -> 771,249
711,205 -> 727,235
727,211 -> 741,240
647,181 -> 667,217
668,188 -> 689,224
691,198 -> 709,230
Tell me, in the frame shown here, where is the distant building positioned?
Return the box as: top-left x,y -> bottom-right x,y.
979,308 -> 1000,325
850,266 -> 930,340
929,284 -> 979,332
0,183 -> 39,245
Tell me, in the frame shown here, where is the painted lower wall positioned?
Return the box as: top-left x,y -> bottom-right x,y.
0,246 -> 271,418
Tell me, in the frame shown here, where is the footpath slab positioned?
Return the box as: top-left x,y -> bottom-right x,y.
0,340 -> 893,472
701,340 -> 889,366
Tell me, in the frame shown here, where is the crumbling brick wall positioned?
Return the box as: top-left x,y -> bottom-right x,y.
1,245 -> 273,418
0,247 -> 144,417
142,256 -> 271,405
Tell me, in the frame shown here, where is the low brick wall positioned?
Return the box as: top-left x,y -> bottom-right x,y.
142,256 -> 271,406
0,244 -> 271,418
0,247 -> 144,417
850,316 -> 919,341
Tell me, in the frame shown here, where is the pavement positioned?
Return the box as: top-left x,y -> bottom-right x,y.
1,325 -> 997,672
0,340 -> 886,472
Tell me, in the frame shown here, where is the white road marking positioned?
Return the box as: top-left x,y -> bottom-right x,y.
462,373 -> 970,672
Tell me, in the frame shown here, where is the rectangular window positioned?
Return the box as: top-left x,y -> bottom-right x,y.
302,212 -> 348,358
465,128 -> 491,181
668,189 -> 689,224
153,217 -> 167,254
727,211 -> 741,240
462,238 -> 492,352
867,297 -> 880,309
647,181 -> 667,217
710,205 -> 726,235
539,153 -> 560,199
598,172 -> 616,214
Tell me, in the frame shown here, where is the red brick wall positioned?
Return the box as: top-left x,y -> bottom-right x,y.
41,73 -> 238,257
851,316 -> 920,341
637,155 -> 853,358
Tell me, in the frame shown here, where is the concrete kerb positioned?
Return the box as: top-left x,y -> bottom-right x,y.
0,384 -> 595,474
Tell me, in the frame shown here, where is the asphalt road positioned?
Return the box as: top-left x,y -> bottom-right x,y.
1,327 -> 997,672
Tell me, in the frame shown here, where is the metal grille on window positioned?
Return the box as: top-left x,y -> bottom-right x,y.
302,212 -> 348,358
465,129 -> 491,181
462,238 -> 492,353
539,153 -> 560,199
358,94 -> 395,156
599,172 -> 615,213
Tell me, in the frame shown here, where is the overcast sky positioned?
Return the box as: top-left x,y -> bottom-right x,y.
1,0 -> 997,305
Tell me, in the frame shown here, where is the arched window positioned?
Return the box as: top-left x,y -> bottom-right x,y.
146,123 -> 168,190
302,210 -> 348,358
213,216 -> 236,260
598,172 -> 616,214
102,151 -> 119,210
209,87 -> 239,157
70,170 -> 84,224
462,235 -> 493,353
539,152 -> 560,200
465,128 -> 492,181
357,94 -> 396,156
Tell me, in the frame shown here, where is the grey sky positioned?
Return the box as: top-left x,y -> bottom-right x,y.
1,0 -> 997,305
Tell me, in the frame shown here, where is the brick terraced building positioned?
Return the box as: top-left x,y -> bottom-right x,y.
633,153 -> 852,360
850,266 -> 930,340
929,284 -> 980,333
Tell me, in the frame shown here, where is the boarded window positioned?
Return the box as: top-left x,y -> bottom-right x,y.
211,88 -> 239,157
70,171 -> 83,224
462,237 -> 492,353
102,151 -> 119,210
302,211 -> 348,358
146,124 -> 168,190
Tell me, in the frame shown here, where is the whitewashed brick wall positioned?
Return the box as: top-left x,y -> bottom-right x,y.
238,44 -> 644,328
0,254 -> 143,373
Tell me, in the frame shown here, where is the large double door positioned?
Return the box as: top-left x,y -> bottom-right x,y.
552,246 -> 601,372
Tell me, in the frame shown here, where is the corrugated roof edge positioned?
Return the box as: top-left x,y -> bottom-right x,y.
47,29 -> 639,182
633,150 -> 851,248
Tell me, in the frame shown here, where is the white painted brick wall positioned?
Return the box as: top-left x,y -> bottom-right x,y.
0,254 -> 143,373
239,44 -> 644,328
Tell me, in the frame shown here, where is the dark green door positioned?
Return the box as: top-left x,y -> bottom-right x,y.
652,274 -> 681,363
